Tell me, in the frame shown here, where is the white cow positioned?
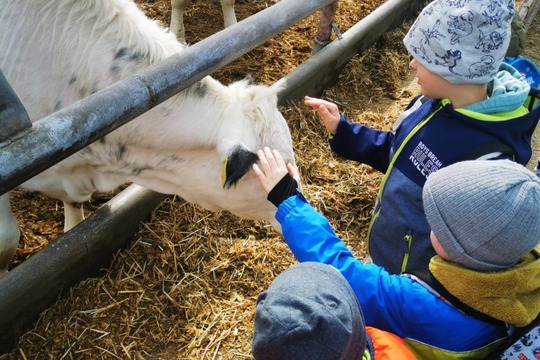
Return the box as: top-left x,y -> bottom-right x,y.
170,0 -> 236,43
0,0 -> 295,274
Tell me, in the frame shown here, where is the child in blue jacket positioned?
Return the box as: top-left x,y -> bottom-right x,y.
251,147 -> 540,359
304,0 -> 540,275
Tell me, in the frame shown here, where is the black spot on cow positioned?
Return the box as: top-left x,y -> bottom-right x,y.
132,166 -> 152,176
114,47 -> 129,60
114,47 -> 144,62
110,65 -> 121,78
223,146 -> 258,189
129,51 -> 144,62
189,81 -> 207,98
79,86 -> 88,98
116,143 -> 127,160
111,48 -> 145,78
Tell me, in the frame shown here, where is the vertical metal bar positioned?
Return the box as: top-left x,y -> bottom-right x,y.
0,69 -> 31,142
519,0 -> 540,31
313,1 -> 339,54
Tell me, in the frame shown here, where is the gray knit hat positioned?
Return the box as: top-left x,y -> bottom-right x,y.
252,262 -> 366,360
423,160 -> 540,272
403,0 -> 515,84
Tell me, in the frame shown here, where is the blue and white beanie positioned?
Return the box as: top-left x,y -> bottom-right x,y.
403,0 -> 515,84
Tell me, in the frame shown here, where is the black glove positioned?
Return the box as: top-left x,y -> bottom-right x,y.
267,173 -> 300,207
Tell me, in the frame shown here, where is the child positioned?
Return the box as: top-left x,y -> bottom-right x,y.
252,261 -> 416,359
304,0 -> 540,275
251,147 -> 540,359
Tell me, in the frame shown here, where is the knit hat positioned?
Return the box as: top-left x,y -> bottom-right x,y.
252,262 -> 366,360
403,0 -> 515,84
423,159 -> 540,272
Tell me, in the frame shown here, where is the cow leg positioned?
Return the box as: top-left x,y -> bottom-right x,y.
170,0 -> 189,43
220,0 -> 237,28
0,193 -> 20,275
63,201 -> 85,232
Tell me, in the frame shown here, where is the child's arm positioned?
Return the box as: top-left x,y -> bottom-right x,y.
253,147 -> 375,285
253,148 -> 361,267
304,96 -> 395,173
252,148 -> 498,346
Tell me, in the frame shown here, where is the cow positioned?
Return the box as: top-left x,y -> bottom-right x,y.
0,0 -> 295,274
170,0 -> 237,43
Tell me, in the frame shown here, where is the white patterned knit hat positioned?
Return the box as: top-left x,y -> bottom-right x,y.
403,0 -> 515,84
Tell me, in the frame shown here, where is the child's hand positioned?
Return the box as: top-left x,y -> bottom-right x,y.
304,96 -> 341,134
253,147 -> 298,194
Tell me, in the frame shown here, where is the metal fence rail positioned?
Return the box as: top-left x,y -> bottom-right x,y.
0,0 -> 336,196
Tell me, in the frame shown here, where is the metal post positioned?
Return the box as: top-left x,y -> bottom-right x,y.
313,1 -> 339,54
519,0 -> 540,31
0,69 -> 31,142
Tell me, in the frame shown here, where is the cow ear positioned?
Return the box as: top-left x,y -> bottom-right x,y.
221,145 -> 259,189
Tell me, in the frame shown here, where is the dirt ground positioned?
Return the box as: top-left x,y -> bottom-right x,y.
2,1 -> 539,359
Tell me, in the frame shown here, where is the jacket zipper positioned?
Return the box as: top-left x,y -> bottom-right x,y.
401,233 -> 413,273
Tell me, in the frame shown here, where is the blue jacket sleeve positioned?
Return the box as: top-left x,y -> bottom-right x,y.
275,195 -> 507,350
329,114 -> 394,173
276,194 -> 415,332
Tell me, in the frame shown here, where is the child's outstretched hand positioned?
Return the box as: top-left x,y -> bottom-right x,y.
304,96 -> 341,134
253,147 -> 299,195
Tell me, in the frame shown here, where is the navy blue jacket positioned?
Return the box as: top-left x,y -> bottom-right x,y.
330,87 -> 540,274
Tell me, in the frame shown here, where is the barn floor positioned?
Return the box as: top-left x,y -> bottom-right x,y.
3,0 -> 539,359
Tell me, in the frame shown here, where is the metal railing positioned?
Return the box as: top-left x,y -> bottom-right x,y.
0,0 -> 337,196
